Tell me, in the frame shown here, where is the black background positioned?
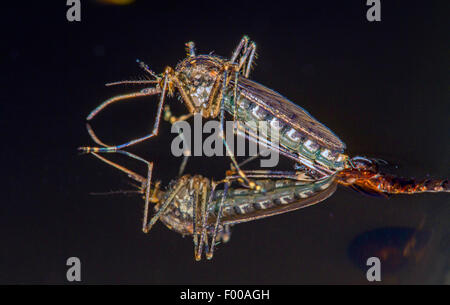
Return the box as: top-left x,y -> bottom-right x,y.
2,1 -> 449,284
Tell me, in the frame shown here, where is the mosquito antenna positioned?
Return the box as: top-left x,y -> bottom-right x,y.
90,190 -> 142,196
136,59 -> 159,79
105,79 -> 159,87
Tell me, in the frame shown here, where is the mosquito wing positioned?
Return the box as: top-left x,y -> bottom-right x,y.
219,181 -> 337,226
237,77 -> 346,152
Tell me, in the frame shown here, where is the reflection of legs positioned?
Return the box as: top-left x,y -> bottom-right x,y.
206,180 -> 229,260
192,179 -> 199,258
87,152 -> 156,233
199,182 -> 216,258
143,176 -> 187,233
90,59 -> 160,115
190,177 -> 231,260
194,179 -> 211,261
86,86 -> 160,121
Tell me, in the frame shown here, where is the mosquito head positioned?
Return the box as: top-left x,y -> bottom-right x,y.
175,55 -> 224,108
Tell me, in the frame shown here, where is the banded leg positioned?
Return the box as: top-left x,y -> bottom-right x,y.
217,70 -> 261,190
194,179 -> 211,261
86,152 -> 156,233
88,152 -> 149,188
244,42 -> 257,78
192,179 -> 199,258
230,36 -> 249,64
238,41 -> 257,77
87,59 -> 161,120
229,37 -> 257,153
206,180 -> 229,260
200,181 -> 217,256
87,87 -> 161,121
81,126 -> 162,233
198,182 -> 216,258
231,40 -> 256,120
143,176 -> 189,233
80,73 -> 170,154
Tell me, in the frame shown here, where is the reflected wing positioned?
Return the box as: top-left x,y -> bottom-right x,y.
237,78 -> 346,152
219,182 -> 337,225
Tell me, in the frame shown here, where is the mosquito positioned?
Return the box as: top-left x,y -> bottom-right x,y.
79,35 -> 351,190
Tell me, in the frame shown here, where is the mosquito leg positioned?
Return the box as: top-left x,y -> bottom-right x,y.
231,42 -> 256,120
216,70 -> 260,190
192,178 -> 200,259
82,143 -> 153,175
237,153 -> 261,168
141,162 -> 153,233
231,40 -> 256,120
230,36 -> 249,64
163,104 -> 194,124
87,87 -> 160,121
163,105 -> 194,176
143,176 -> 188,233
238,41 -> 256,74
79,74 -> 169,153
195,179 -> 212,261
244,42 -> 257,78
206,181 -> 229,260
197,181 -> 216,260
87,152 -> 155,233
232,70 -> 239,122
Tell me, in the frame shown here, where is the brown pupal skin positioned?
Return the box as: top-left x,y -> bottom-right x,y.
336,158 -> 449,195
